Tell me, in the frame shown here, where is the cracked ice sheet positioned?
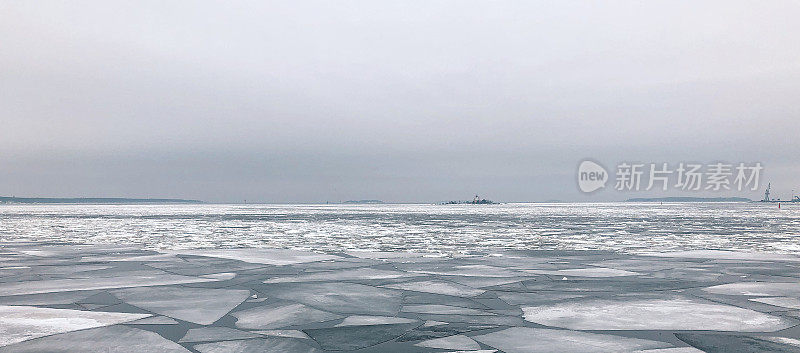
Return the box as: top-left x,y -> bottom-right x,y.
586,259 -> 692,272
304,322 -> 421,350
111,286 -> 250,325
473,327 -> 670,353
0,325 -> 189,353
523,267 -> 640,277
259,282 -> 402,316
179,327 -> 260,343
0,305 -> 149,347
750,296 -> 800,309
27,264 -> 114,276
522,297 -> 794,331
402,304 -> 494,316
12,245 -> 141,258
345,251 -> 431,259
415,335 -> 481,350
194,338 -> 321,353
83,253 -> 179,262
264,268 -> 410,283
0,291 -> 99,306
410,264 -> 526,277
254,330 -> 310,339
0,271 -> 218,296
233,302 -> 342,329
447,276 -> 531,288
496,292 -> 585,306
641,250 -> 800,262
170,248 -> 339,265
128,316 -> 179,325
382,280 -> 484,297
336,315 -> 418,326
675,333 -> 800,353
704,282 -> 800,296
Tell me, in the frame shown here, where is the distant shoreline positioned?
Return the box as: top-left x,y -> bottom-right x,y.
0,197 -> 203,204
626,197 -> 752,203
0,198 -> 762,204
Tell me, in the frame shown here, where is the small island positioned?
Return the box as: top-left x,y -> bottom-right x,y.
442,195 -> 497,204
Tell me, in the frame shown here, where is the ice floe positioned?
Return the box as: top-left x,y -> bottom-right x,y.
0,272 -> 216,296
233,302 -> 341,329
675,333 -> 800,353
414,334 -> 481,350
383,280 -> 485,297
336,315 -> 418,327
178,327 -> 260,343
704,282 -> 800,296
750,296 -> 800,309
304,322 -> 420,350
264,267 -> 409,283
643,250 -> 800,262
0,305 -> 149,347
522,297 -> 794,331
402,304 -> 493,316
0,325 -> 189,352
472,327 -> 670,353
172,248 -> 339,265
127,316 -> 179,325
253,330 -> 311,339
110,286 -> 250,325
524,267 -> 640,277
194,337 -> 321,353
258,282 -> 402,315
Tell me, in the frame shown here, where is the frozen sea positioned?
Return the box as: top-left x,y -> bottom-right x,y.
1,202 -> 798,255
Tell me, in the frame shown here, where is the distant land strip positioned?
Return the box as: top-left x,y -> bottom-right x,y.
626,197 -> 752,202
0,197 -> 203,204
343,200 -> 384,204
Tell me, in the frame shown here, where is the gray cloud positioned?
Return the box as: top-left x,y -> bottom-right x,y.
1,1 -> 799,202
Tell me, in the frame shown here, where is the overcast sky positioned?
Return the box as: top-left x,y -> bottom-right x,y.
2,1 -> 799,202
